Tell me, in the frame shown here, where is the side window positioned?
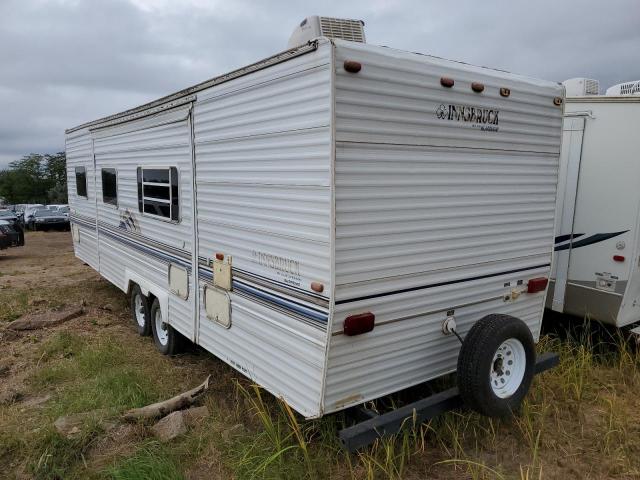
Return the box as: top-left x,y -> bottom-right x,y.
101,168 -> 118,206
137,167 -> 179,221
75,167 -> 87,198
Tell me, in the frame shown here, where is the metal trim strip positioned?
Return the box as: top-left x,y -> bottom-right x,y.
336,263 -> 551,305
66,41 -> 320,134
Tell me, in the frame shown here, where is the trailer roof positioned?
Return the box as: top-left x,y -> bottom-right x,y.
65,41 -> 320,134
67,37 -> 563,134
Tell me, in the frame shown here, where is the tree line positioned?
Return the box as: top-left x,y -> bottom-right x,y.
0,153 -> 67,205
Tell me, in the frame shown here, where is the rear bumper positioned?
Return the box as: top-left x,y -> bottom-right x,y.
338,352 -> 560,451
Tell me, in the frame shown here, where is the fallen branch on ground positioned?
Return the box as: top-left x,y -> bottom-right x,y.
6,306 -> 84,331
123,375 -> 211,422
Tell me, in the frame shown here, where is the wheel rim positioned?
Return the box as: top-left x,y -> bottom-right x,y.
133,293 -> 146,328
154,307 -> 169,346
490,338 -> 526,398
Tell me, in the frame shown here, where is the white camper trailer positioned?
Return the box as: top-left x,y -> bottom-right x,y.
548,79 -> 640,328
66,17 -> 564,422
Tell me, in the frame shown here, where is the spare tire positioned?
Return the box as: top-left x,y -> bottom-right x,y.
457,314 -> 536,417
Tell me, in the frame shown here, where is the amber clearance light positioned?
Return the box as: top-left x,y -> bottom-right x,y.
471,82 -> 485,93
440,77 -> 454,88
343,60 -> 362,73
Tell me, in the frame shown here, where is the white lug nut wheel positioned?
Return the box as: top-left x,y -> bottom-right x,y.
134,293 -> 146,328
154,307 -> 169,346
130,284 -> 151,336
150,297 -> 184,355
490,338 -> 527,398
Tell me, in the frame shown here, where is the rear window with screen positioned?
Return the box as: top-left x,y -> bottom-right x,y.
101,168 -> 118,206
75,167 -> 87,198
136,167 -> 179,221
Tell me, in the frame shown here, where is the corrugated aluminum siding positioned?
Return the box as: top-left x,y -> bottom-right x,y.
322,41 -> 562,413
325,266 -> 549,411
66,129 -> 98,269
91,106 -> 195,340
193,41 -> 333,417
333,41 -> 563,152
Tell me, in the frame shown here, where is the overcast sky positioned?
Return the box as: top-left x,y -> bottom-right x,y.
1,0 -> 639,168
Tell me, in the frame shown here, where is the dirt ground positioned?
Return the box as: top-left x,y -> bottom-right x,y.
0,233 -> 239,479
2,232 -> 640,480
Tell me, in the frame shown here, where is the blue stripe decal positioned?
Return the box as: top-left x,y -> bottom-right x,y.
199,256 -> 328,303
233,281 -> 329,324
100,221 -> 190,262
71,216 -> 95,230
97,227 -> 192,271
71,215 -> 192,270
73,220 -> 328,325
199,266 -> 328,324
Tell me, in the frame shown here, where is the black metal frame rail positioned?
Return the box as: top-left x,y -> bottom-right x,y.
338,352 -> 560,452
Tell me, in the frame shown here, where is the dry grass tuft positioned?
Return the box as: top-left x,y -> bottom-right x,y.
2,232 -> 640,479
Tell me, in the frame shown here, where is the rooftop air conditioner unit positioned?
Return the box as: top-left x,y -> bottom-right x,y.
562,78 -> 600,96
287,16 -> 365,48
606,80 -> 640,96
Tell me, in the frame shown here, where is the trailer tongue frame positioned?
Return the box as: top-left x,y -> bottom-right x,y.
338,352 -> 559,452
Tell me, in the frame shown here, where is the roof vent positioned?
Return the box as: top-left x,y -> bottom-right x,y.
287,16 -> 365,48
562,78 -> 600,96
606,80 -> 640,96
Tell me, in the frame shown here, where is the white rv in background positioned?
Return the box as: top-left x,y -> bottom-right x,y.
66,17 -> 564,420
548,78 -> 640,328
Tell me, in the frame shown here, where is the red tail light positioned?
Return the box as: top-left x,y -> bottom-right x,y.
527,277 -> 548,293
613,255 -> 625,262
344,312 -> 375,336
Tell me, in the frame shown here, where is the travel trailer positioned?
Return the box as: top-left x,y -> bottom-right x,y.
66,16 -> 564,421
548,79 -> 640,329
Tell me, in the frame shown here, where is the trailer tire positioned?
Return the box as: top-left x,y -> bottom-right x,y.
457,314 -> 535,418
150,298 -> 183,355
130,284 -> 151,336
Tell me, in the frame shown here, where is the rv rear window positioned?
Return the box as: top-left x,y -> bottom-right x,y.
75,167 -> 87,198
101,168 -> 118,206
136,167 -> 179,222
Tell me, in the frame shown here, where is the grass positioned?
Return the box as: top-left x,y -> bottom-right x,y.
0,289 -> 29,322
3,238 -> 640,478
106,442 -> 185,480
213,323 -> 640,479
5,318 -> 640,479
1,331 -> 177,480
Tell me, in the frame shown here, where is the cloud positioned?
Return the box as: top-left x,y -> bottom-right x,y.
1,0 -> 639,168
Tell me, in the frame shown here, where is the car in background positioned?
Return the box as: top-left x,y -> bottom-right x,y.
23,204 -> 44,226
48,205 -> 70,218
0,219 -> 24,249
47,204 -> 69,211
27,208 -> 70,231
57,206 -> 70,218
0,209 -> 20,226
